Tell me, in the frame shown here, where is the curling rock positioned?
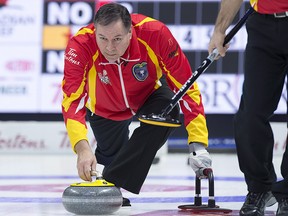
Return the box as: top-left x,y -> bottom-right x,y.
62,179 -> 123,215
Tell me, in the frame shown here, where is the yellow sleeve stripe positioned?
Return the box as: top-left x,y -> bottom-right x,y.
61,79 -> 67,100
134,17 -> 156,27
87,51 -> 99,113
137,38 -> 162,89
162,63 -> 182,88
75,27 -> 95,37
186,82 -> 201,105
161,63 -> 201,105
250,0 -> 258,11
62,66 -> 88,112
66,118 -> 89,152
186,114 -> 208,146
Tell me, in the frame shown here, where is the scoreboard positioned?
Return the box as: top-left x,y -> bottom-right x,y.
120,0 -> 251,74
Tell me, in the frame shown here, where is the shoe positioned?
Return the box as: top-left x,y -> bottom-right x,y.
152,157 -> 160,164
276,198 -> 288,216
240,191 -> 277,216
122,197 -> 131,207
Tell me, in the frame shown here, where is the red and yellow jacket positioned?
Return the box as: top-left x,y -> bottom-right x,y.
250,0 -> 288,13
62,14 -> 208,151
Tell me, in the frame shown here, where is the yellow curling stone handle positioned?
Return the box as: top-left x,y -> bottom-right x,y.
70,179 -> 115,187
70,170 -> 115,187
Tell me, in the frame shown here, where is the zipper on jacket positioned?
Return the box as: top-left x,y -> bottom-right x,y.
117,63 -> 136,115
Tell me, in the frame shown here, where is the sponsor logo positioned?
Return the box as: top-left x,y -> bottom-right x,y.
6,60 -> 34,72
44,1 -> 94,25
0,133 -> 46,150
0,85 -> 26,94
0,1 -> 34,37
64,48 -> 80,66
168,44 -> 179,58
132,62 -> 148,81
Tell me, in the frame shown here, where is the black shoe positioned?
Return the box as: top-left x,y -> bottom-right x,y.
152,157 -> 160,164
240,191 -> 277,216
276,198 -> 288,216
122,197 -> 131,207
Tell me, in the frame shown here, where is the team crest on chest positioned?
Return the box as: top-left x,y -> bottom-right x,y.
98,70 -> 111,85
132,62 -> 148,81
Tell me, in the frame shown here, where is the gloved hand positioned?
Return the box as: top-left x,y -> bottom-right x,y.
189,143 -> 212,178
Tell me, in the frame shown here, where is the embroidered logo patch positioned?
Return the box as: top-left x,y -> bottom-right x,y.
132,62 -> 148,81
98,70 -> 111,85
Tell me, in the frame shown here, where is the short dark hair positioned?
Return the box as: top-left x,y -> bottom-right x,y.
94,3 -> 131,32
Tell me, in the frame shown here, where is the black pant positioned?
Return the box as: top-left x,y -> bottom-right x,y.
234,13 -> 288,200
88,84 -> 179,194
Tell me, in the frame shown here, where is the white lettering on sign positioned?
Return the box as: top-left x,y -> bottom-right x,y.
45,51 -> 65,73
196,74 -> 287,114
0,133 -> 46,149
47,2 -> 93,25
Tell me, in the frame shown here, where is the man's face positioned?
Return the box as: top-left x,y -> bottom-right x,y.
95,19 -> 132,62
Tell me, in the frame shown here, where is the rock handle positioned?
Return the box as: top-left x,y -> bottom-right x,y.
90,170 -> 103,179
